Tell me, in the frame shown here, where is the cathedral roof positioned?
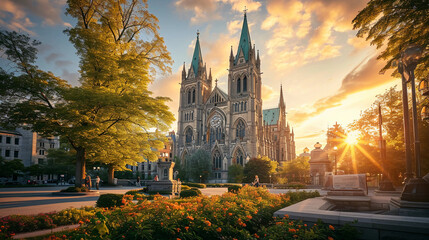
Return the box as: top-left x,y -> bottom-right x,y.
191,33 -> 203,75
263,108 -> 280,125
235,13 -> 251,64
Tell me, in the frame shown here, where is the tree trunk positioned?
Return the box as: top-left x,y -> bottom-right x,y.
108,165 -> 115,185
75,147 -> 86,187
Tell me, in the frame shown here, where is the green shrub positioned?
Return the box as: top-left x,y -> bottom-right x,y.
180,185 -> 191,191
60,186 -> 89,192
227,185 -> 242,193
183,182 -> 206,188
180,188 -> 201,198
96,194 -> 124,208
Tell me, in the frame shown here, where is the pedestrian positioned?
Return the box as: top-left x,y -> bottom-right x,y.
85,175 -> 92,190
136,176 -> 141,187
252,175 -> 260,187
154,175 -> 159,181
95,176 -> 100,190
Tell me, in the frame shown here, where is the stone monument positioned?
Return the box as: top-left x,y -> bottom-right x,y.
147,161 -> 180,194
309,142 -> 330,186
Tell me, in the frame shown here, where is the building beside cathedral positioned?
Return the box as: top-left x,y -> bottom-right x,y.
176,13 -> 295,182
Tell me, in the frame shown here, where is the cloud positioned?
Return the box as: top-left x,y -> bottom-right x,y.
262,0 -> 368,70
55,60 -> 73,67
45,53 -> 60,63
62,69 -> 80,86
288,54 -> 393,123
294,131 -> 325,140
262,84 -> 275,102
347,36 -> 370,51
220,0 -> 261,13
227,20 -> 241,34
175,0 -> 219,24
0,0 -> 68,34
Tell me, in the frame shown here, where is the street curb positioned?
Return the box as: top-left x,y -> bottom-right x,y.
12,224 -> 80,239
52,191 -> 100,196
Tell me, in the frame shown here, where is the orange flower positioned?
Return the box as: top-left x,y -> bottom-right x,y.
216,227 -> 222,232
328,237 -> 334,240
204,220 -> 212,227
288,228 -> 296,233
329,225 -> 335,231
276,222 -> 284,225
284,214 -> 289,218
176,228 -> 181,232
254,233 -> 260,238
293,235 -> 298,238
185,226 -> 189,231
187,216 -> 194,221
177,238 -> 181,240
228,213 -> 233,216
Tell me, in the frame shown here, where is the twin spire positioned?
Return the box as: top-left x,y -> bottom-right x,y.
234,12 -> 252,64
190,31 -> 203,76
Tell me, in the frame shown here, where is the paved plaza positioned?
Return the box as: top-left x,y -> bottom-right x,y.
0,185 -> 330,217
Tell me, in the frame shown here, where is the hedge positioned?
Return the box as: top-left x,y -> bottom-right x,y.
96,194 -> 124,208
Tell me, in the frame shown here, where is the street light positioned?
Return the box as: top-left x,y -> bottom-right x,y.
419,77 -> 429,121
333,146 -> 338,175
200,175 -> 202,183
398,45 -> 429,202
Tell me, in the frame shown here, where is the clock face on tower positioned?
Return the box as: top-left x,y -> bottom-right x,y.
210,114 -> 222,128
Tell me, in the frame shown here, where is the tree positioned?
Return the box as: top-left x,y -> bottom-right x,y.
277,156 -> 310,183
185,149 -> 212,183
0,157 -> 24,180
348,87 -> 429,184
0,0 -> 174,187
352,0 -> 429,79
243,156 -> 277,183
228,164 -> 244,183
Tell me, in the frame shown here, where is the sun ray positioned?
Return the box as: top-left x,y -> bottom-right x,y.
354,144 -> 383,172
350,145 -> 358,174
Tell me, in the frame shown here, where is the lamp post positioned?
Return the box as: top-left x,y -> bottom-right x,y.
398,45 -> 429,202
333,146 -> 338,175
200,175 -> 202,183
419,77 -> 429,121
377,103 -> 395,191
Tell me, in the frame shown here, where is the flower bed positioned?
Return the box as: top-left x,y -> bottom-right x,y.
1,187 -> 358,239
0,207 -> 96,239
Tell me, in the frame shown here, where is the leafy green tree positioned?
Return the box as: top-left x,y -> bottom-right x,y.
277,156 -> 310,183
352,0 -> 428,78
0,157 -> 24,180
243,156 -> 277,183
0,0 -> 173,187
185,149 -> 212,183
228,164 -> 244,183
173,156 -> 188,181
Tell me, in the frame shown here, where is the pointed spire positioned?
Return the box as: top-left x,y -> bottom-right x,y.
182,62 -> 186,79
279,84 -> 286,111
209,68 -> 212,81
235,12 -> 252,64
191,31 -> 203,77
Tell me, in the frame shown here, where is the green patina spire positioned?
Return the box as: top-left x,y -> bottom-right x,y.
191,31 -> 203,75
235,12 -> 251,64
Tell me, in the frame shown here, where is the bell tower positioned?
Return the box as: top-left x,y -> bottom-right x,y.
228,12 -> 263,158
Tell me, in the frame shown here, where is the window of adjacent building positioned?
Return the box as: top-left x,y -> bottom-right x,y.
50,143 -> 55,148
187,90 -> 191,104
192,89 -> 196,103
243,76 -> 247,92
236,120 -> 245,140
142,164 -> 145,171
40,142 -> 44,148
148,164 -> 151,171
6,137 -> 11,144
212,151 -> 222,170
235,149 -> 244,166
15,138 -> 19,145
0,148 -> 2,156
5,149 -> 10,157
0,136 -> 2,143
39,149 -> 45,155
14,150 -> 18,158
237,78 -> 241,93
185,128 -> 193,145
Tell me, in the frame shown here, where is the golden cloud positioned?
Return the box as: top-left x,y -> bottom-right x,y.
220,0 -> 261,13
175,0 -> 219,23
288,54 -> 393,123
262,84 -> 275,102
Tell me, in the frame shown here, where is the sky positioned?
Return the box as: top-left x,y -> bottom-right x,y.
0,0 -> 401,154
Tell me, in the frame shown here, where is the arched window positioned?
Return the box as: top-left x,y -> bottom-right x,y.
236,119 -> 245,140
185,128 -> 193,145
244,102 -> 247,111
187,90 -> 191,104
237,78 -> 241,93
192,89 -> 196,103
243,76 -> 247,92
241,102 -> 244,111
191,111 -> 193,120
235,149 -> 244,166
212,150 -> 222,170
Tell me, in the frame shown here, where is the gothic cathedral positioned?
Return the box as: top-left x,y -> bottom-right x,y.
176,13 -> 296,182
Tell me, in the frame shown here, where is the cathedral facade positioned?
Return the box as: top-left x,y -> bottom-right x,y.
176,14 -> 296,182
